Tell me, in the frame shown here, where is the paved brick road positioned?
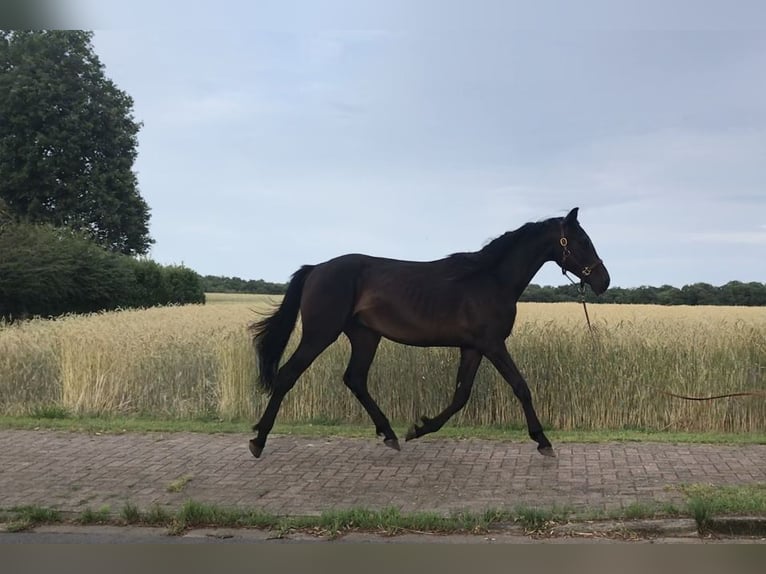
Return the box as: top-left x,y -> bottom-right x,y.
1,430 -> 764,516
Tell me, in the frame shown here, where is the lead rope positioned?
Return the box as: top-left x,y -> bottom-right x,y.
661,390 -> 766,401
580,285 -> 593,333
558,236 -> 595,335
558,238 -> 766,403
559,268 -> 594,335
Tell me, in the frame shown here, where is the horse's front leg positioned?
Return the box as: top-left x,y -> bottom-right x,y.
484,344 -> 554,457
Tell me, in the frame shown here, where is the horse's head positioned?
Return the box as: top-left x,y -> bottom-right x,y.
558,207 -> 610,295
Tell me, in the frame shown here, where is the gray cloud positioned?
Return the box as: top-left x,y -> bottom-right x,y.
87,7 -> 766,287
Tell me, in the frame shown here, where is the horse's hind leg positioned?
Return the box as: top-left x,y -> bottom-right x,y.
343,324 -> 400,451
250,333 -> 336,458
405,348 -> 482,441
251,267 -> 356,458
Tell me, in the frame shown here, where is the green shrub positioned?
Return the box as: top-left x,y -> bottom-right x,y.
128,258 -> 169,307
0,223 -> 204,320
163,265 -> 205,305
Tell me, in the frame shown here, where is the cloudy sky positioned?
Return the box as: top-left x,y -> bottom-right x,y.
62,1 -> 766,288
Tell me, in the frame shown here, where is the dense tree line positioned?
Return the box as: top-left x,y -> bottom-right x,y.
520,282 -> 766,306
204,274 -> 766,306
200,275 -> 288,295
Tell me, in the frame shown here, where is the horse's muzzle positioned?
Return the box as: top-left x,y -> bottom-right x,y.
589,266 -> 610,295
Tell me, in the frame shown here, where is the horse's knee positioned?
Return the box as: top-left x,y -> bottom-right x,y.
342,371 -> 366,397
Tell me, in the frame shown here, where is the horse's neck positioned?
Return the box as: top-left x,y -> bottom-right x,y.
495,226 -> 557,299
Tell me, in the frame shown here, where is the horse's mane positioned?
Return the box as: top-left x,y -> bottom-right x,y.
446,220 -> 547,279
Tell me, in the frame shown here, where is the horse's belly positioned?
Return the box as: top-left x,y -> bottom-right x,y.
353,305 -> 463,347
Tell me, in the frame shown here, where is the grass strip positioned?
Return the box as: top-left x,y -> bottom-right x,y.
4,485 -> 765,538
1,415 -> 765,445
678,484 -> 766,533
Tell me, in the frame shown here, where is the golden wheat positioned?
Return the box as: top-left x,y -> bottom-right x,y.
0,296 -> 764,432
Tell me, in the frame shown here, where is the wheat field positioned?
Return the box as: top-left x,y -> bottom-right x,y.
1,293 -> 764,432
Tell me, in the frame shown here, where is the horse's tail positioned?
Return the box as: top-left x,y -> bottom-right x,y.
250,265 -> 315,395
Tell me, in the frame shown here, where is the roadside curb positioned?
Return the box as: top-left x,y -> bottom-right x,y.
547,518 -> 700,538
704,516 -> 766,537
4,516 -> 766,542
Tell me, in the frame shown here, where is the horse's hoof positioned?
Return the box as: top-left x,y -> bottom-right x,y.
384,438 -> 401,451
405,426 -> 418,441
538,446 -> 555,458
249,439 -> 263,458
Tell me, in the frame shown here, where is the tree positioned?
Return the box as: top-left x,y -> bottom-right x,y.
680,282 -> 717,305
0,30 -> 152,255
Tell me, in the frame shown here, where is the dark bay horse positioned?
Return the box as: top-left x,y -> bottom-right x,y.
249,207 -> 610,458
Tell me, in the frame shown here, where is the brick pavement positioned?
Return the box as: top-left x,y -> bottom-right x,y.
1,430 -> 764,516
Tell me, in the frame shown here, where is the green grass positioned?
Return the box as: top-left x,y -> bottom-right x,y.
680,483 -> 766,514
77,505 -> 111,524
143,504 -> 173,526
2,505 -> 62,532
30,405 -> 71,419
166,475 -> 193,493
158,503 -> 524,537
171,501 -> 249,534
3,489 -> 766,537
1,415 -> 765,446
619,501 -> 684,520
120,502 -> 142,524
679,484 -> 766,533
512,506 -> 563,533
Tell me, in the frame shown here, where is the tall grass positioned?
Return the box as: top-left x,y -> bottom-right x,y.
0,296 -> 764,432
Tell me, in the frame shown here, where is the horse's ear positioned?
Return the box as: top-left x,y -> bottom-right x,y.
565,207 -> 579,224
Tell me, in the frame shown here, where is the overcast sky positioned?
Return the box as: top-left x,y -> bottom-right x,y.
62,1 -> 766,288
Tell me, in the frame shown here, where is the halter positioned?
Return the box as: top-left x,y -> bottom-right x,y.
558,228 -> 603,334
558,235 -> 602,279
